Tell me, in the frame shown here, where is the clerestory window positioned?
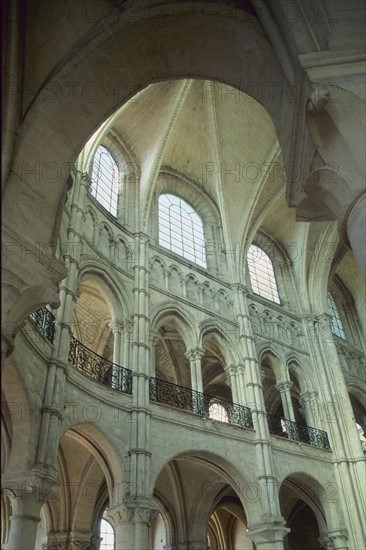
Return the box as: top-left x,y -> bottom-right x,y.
328,293 -> 346,339
91,145 -> 119,217
247,244 -> 280,304
158,194 -> 207,267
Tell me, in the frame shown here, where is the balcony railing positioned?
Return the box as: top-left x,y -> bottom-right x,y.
208,397 -> 254,429
68,335 -> 132,395
149,377 -> 254,430
30,307 -> 56,344
267,414 -> 331,450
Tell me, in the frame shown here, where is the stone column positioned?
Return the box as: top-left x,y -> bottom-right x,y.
111,320 -> 123,365
185,347 -> 205,394
247,521 -> 289,550
231,284 -> 286,524
319,529 -> 349,550
299,390 -> 319,427
108,502 -> 158,550
275,381 -> 296,421
4,475 -> 58,550
7,498 -> 42,550
128,233 -> 152,503
185,347 -> 205,413
149,331 -> 159,377
110,320 -> 123,390
305,314 -> 366,549
122,319 -> 134,369
225,363 -> 238,403
35,170 -> 89,471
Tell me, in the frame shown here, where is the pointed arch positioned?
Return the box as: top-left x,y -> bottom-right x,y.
150,302 -> 198,350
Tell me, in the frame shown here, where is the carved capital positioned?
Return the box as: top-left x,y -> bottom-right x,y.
307,84 -> 332,114
319,528 -> 349,550
2,466 -> 60,508
108,502 -> 159,526
185,347 -> 205,362
149,330 -> 160,347
275,380 -> 293,394
109,320 -> 124,333
80,171 -> 92,188
300,390 -> 318,404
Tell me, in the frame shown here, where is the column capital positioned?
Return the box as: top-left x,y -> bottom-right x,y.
149,330 -> 160,346
109,320 -> 124,333
275,380 -> 293,394
185,347 -> 205,361
299,390 -> 319,419
230,283 -> 249,295
300,390 -> 318,401
236,363 -> 246,375
2,464 -> 60,500
43,532 -> 102,550
224,362 -> 236,374
319,528 -> 349,550
108,501 -> 159,527
80,171 -> 92,187
135,232 -> 150,245
247,518 -> 289,546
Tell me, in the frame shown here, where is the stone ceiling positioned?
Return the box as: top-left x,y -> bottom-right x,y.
89,78 -> 362,313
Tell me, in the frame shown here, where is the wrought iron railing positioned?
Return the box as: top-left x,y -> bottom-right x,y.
149,377 -> 206,413
30,307 -> 56,344
68,335 -> 132,394
149,377 -> 254,430
267,414 -> 331,450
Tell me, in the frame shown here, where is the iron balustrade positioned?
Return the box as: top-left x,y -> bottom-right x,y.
68,335 -> 132,395
267,413 -> 331,450
149,377 -> 206,414
30,306 -> 56,344
149,377 -> 254,430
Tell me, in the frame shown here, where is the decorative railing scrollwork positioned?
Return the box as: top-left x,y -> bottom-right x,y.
149,377 -> 207,414
30,306 -> 56,344
149,377 -> 254,430
267,413 -> 331,450
68,336 -> 132,395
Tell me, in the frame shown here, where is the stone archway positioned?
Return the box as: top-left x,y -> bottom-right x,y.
152,450 -> 261,550
3,3 -> 295,349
